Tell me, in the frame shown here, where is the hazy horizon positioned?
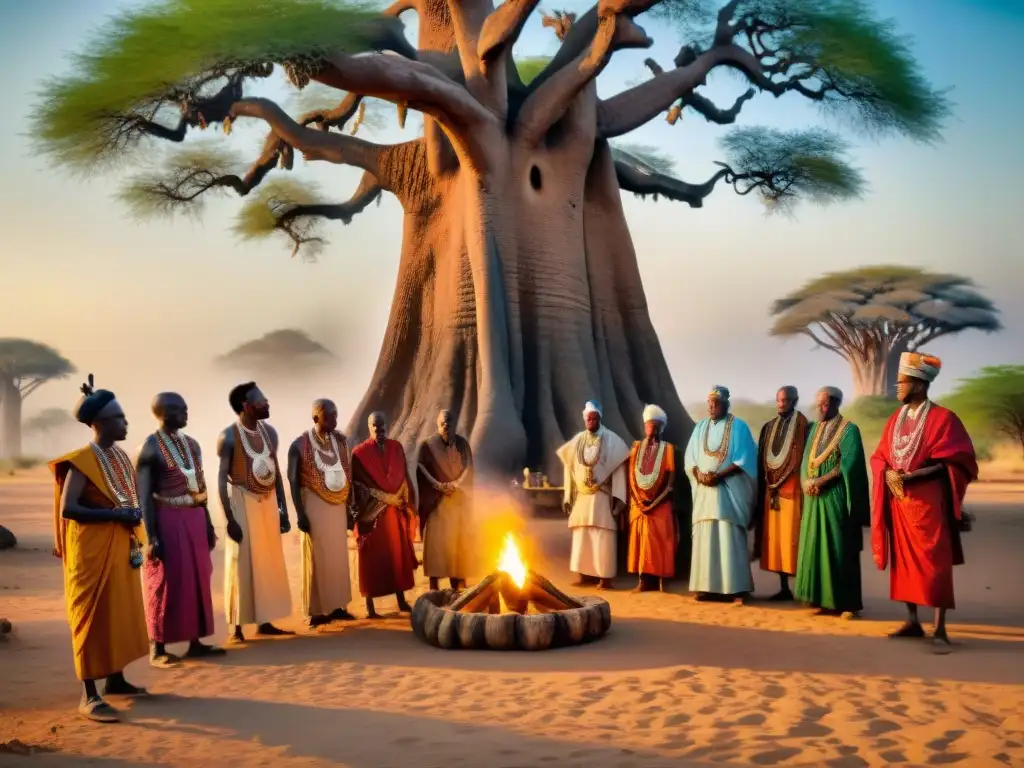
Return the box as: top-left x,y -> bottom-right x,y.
2,0 -> 1022,456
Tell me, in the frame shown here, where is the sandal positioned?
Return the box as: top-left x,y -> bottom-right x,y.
149,653 -> 182,669
79,696 -> 120,723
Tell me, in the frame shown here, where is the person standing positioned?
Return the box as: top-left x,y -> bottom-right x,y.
286,399 -> 356,628
557,401 -> 630,590
754,386 -> 809,601
217,382 -> 293,643
49,375 -> 149,723
794,387 -> 870,617
870,353 -> 978,650
350,412 -> 418,618
137,392 -> 223,666
626,404 -> 678,593
685,386 -> 758,602
416,409 -> 475,591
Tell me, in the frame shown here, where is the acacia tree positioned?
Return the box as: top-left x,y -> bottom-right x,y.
770,267 -> 1000,399
0,340 -> 76,458
216,329 -> 337,376
23,407 -> 77,455
945,366 -> 1024,460
34,0 -> 948,476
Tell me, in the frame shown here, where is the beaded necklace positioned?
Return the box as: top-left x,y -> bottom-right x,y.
890,400 -> 931,470
807,416 -> 848,473
157,430 -> 200,493
576,430 -> 603,489
702,415 -> 734,467
765,414 -> 796,470
238,421 -> 276,488
308,428 -> 347,492
90,443 -> 140,508
634,438 -> 667,491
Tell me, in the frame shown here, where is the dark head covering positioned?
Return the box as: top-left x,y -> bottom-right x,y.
229,382 -> 257,415
73,374 -> 116,427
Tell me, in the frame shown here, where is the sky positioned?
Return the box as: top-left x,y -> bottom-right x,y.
0,0 -> 1022,453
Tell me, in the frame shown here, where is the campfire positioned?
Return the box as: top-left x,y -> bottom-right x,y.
449,534 -> 584,615
410,533 -> 612,651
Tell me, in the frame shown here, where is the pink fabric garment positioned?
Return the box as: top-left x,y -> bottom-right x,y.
143,506 -> 214,644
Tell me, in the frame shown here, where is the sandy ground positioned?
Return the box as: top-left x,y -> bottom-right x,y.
1,473 -> 1023,768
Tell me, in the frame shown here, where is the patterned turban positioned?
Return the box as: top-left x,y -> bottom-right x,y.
73,375 -> 118,426
899,351 -> 942,382
582,400 -> 603,417
818,386 -> 844,405
642,404 -> 667,426
708,385 -> 730,401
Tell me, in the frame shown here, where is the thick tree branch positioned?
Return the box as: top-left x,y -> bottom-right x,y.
479,0 -> 543,68
273,171 -> 383,257
383,0 -> 418,16
19,378 -> 46,398
515,0 -> 656,145
230,98 -> 384,173
615,159 -> 729,209
801,328 -> 850,361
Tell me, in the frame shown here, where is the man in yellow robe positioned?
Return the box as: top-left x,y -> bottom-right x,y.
49,375 -> 150,723
627,404 -> 678,592
754,386 -> 809,601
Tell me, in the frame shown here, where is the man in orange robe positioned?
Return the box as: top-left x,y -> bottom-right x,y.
350,411 -> 419,618
870,352 -> 978,650
754,386 -> 809,601
626,404 -> 678,592
50,375 -> 150,723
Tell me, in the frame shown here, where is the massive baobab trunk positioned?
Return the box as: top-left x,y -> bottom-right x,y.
0,375 -> 23,459
346,112 -> 689,479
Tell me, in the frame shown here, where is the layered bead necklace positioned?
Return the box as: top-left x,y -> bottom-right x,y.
157,430 -> 200,493
238,421 -> 276,487
891,400 -> 931,471
807,416 -> 847,473
576,430 -> 603,489
308,428 -> 347,492
703,415 -> 734,468
765,414 -> 796,470
634,438 -> 667,490
90,443 -> 140,508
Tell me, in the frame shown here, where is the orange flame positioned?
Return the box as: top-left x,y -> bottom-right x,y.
497,533 -> 527,588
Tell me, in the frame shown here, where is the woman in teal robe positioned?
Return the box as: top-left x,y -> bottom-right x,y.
794,414 -> 870,614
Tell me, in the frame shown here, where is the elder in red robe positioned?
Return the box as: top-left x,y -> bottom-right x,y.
870,352 -> 978,650
351,412 -> 419,618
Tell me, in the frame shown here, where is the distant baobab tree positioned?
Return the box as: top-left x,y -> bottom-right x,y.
215,329 -> 337,376
769,267 -> 1001,398
0,339 -> 76,458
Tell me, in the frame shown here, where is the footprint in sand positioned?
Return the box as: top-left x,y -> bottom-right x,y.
762,684 -> 786,699
750,746 -> 802,765
864,718 -> 902,737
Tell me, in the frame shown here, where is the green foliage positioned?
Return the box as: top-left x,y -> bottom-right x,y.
721,126 -> 865,212
771,266 -> 1001,338
234,177 -> 332,250
32,0 -> 391,170
0,339 -> 76,381
611,143 -> 677,175
119,142 -> 245,219
515,56 -> 555,84
943,366 -> 1024,455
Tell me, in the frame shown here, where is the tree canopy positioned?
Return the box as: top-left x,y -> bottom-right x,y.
771,266 -> 1001,352
31,0 -> 952,256
216,328 -> 337,372
943,366 -> 1024,459
0,339 -> 76,398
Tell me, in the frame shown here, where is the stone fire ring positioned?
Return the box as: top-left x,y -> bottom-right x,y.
410,576 -> 612,652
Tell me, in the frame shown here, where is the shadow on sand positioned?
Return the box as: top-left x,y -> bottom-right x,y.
203,614 -> 1024,685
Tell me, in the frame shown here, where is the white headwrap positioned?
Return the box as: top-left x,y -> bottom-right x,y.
583,400 -> 602,418
642,404 -> 667,426
818,386 -> 844,405
899,351 -> 942,382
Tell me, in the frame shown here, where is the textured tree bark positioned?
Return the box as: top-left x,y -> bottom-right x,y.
0,375 -> 22,459
849,355 -> 887,399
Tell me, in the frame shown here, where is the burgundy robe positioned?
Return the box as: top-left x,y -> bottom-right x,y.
351,438 -> 418,598
870,404 -> 978,609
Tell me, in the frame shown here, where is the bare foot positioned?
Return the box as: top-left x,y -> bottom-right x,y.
598,579 -> 615,591
888,621 -> 926,639
768,589 -> 794,602
227,627 -> 245,644
931,630 -> 953,654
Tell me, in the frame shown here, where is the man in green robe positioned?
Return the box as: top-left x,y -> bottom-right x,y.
794,386 -> 870,616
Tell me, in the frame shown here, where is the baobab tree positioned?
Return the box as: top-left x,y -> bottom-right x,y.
0,339 -> 76,459
216,329 -> 337,377
770,266 -> 1000,398
34,0 -> 949,475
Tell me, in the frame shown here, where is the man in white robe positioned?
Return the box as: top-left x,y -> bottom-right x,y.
557,401 -> 630,589
685,385 -> 758,602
